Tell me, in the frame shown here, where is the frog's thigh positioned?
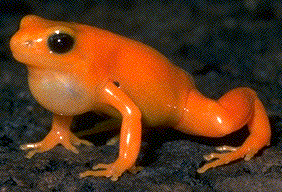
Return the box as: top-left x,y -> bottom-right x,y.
175,88 -> 253,137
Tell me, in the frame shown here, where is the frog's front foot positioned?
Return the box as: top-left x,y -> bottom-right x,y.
197,145 -> 260,173
80,163 -> 122,181
20,129 -> 93,158
80,159 -> 142,181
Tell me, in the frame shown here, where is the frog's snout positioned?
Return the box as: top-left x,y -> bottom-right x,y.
19,15 -> 45,29
10,15 -> 46,57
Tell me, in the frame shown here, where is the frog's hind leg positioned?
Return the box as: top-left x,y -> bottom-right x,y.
199,88 -> 270,173
175,88 -> 271,173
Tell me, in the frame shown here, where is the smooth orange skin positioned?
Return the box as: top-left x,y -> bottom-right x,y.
10,15 -> 271,181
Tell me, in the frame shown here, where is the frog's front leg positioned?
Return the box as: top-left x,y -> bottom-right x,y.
80,81 -> 142,181
20,114 -> 93,158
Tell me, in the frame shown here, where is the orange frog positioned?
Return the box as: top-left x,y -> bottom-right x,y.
10,15 -> 271,181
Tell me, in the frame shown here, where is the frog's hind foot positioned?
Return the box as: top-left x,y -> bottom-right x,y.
190,87 -> 271,173
197,144 -> 261,173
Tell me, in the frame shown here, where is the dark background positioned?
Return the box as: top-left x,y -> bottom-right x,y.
0,0 -> 282,191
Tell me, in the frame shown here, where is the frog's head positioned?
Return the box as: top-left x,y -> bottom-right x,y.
10,15 -> 87,71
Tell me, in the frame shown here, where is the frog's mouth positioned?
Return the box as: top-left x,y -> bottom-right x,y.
10,34 -> 55,69
10,32 -> 37,66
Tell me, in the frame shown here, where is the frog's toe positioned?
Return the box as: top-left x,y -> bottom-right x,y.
25,150 -> 38,159
106,134 -> 120,145
197,146 -> 260,173
71,135 -> 93,146
61,142 -> 79,154
128,165 -> 143,174
198,152 -> 236,173
80,163 -> 123,181
20,141 -> 55,158
215,145 -> 238,152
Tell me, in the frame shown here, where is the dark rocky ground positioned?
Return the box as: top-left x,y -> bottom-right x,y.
0,0 -> 282,191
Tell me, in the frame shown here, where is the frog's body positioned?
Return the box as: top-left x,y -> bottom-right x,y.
10,15 -> 271,181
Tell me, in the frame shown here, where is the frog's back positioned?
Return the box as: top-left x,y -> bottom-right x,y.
108,37 -> 195,127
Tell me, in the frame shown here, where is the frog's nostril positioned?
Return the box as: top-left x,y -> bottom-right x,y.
24,40 -> 33,47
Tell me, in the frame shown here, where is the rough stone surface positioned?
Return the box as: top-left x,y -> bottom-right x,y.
0,0 -> 281,191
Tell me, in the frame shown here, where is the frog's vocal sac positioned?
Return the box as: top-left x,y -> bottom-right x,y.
10,15 -> 271,181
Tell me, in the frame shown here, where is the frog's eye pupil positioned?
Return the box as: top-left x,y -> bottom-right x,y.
48,33 -> 74,54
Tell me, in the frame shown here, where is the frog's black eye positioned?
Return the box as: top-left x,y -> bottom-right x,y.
47,33 -> 75,54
